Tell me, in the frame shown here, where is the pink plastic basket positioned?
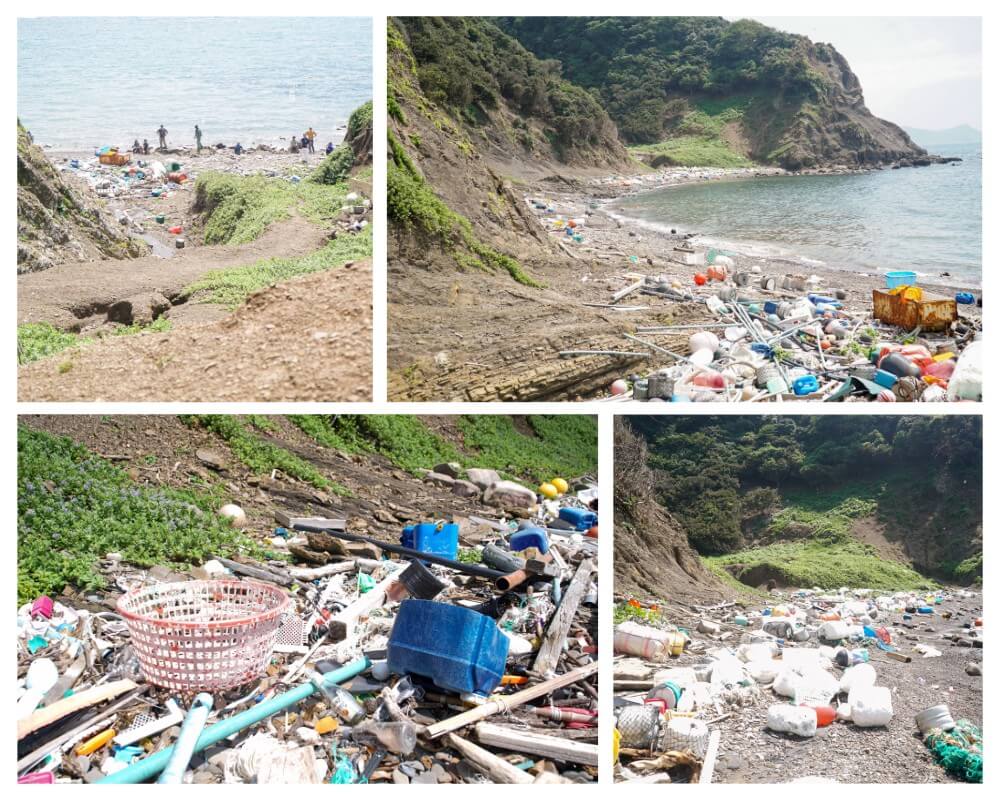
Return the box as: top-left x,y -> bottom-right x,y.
117,580 -> 291,691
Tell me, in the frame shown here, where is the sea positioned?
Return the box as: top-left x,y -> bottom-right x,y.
17,17 -> 372,151
614,141 -> 982,286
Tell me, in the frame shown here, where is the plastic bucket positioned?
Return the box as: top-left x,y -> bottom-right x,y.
915,704 -> 956,733
885,270 -> 917,289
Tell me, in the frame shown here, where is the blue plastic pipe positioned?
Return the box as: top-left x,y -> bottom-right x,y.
98,657 -> 371,784
156,693 -> 213,784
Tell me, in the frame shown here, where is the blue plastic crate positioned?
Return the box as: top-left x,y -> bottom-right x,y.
885,270 -> 917,289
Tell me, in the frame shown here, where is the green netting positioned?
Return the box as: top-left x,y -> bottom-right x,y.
924,720 -> 983,783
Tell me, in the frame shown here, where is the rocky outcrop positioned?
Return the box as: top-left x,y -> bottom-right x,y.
613,418 -> 722,602
17,123 -> 147,273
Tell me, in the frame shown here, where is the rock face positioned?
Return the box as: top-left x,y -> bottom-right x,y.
613,417 -> 721,601
16,124 -> 147,273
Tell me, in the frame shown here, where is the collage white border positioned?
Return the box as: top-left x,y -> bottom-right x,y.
5,2 -> 994,791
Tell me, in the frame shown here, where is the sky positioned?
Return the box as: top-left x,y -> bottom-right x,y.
741,17 -> 982,130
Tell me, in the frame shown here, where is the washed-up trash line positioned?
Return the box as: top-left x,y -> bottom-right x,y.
97,657 -> 370,784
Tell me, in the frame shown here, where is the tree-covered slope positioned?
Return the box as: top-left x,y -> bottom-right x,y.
628,416 -> 982,587
498,17 -> 928,169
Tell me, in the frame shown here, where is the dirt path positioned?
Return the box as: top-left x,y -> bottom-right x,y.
18,260 -> 372,402
18,217 -> 328,330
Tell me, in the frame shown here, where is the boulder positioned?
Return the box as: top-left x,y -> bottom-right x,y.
422,471 -> 454,487
466,468 -> 501,491
483,480 -> 536,509
451,479 -> 481,499
432,462 -> 462,479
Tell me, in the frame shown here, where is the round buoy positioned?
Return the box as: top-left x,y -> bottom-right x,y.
694,273 -> 707,286
610,379 -> 628,395
539,482 -> 558,500
219,503 -> 248,527
552,477 -> 569,494
877,389 -> 897,402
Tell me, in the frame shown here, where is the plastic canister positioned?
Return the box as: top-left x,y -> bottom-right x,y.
874,369 -> 898,389
850,686 -> 893,727
879,352 -> 922,379
766,704 -> 817,737
387,600 -> 509,695
955,292 -> 975,305
647,681 -> 682,709
915,704 -> 956,733
400,522 -> 459,560
509,528 -> 549,556
793,375 -> 819,396
558,507 -> 597,531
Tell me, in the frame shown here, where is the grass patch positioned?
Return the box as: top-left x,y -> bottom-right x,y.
387,131 -> 541,287
630,135 -> 752,167
311,144 -> 355,185
18,319 -> 173,365
289,414 -> 598,484
183,415 -> 350,496
184,227 -> 371,308
194,173 -> 351,245
706,539 -> 935,592
456,415 -> 597,484
17,426 -> 271,603
767,494 -> 878,543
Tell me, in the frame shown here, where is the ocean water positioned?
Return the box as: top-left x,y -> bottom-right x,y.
615,142 -> 982,286
18,17 -> 372,151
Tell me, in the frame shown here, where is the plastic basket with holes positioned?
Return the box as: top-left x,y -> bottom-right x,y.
117,580 -> 291,691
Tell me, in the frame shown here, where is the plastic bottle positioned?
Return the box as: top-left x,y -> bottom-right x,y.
806,705 -> 836,727
353,721 -> 417,755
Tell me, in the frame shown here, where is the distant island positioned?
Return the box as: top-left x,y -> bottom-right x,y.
904,124 -> 981,148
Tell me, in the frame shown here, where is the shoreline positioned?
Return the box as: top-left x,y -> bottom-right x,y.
539,164 -> 980,300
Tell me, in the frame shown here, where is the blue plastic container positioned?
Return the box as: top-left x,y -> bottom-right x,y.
874,369 -> 898,389
400,522 -> 459,560
763,301 -> 779,315
387,600 -> 509,695
808,294 -> 842,309
558,507 -> 597,531
885,271 -> 917,289
956,292 -> 975,305
509,528 -> 549,555
792,375 -> 819,396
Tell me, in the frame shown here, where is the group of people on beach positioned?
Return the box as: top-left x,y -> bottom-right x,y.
128,124 -> 331,157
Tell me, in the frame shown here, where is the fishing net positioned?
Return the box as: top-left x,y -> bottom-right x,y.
924,720 -> 983,783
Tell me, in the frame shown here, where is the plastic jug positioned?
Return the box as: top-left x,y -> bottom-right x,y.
387,600 -> 509,695
400,521 -> 459,560
558,507 -> 597,531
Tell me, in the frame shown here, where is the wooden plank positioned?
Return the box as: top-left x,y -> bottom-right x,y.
274,511 -> 346,530
212,556 -> 293,586
424,661 -> 599,739
18,680 -> 137,740
475,722 -> 599,766
699,729 -> 722,784
445,733 -> 534,784
532,558 -> 594,676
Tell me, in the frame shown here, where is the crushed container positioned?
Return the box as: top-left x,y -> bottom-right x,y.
387,600 -> 508,695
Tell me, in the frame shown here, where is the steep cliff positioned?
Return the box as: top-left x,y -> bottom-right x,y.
498,17 -> 929,170
17,123 -> 147,273
614,417 -> 722,601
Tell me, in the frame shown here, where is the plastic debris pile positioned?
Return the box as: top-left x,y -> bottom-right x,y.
17,474 -> 599,784
613,587 -> 982,783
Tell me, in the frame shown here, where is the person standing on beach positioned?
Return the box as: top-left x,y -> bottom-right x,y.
195,125 -> 202,153
142,139 -> 150,155
157,125 -> 168,150
305,127 -> 316,153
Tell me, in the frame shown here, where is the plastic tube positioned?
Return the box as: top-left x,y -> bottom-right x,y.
156,693 -> 213,784
97,657 -> 370,784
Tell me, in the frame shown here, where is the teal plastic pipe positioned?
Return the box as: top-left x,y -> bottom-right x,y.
97,656 -> 371,784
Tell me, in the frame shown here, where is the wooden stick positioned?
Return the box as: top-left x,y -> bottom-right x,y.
699,729 -> 722,784
328,569 -> 401,642
612,278 -> 646,303
445,733 -> 534,784
17,687 -> 148,773
884,651 -> 912,663
475,722 -> 599,766
533,558 -> 594,676
424,661 -> 599,739
212,556 -> 293,586
288,560 -> 357,581
18,680 -> 138,740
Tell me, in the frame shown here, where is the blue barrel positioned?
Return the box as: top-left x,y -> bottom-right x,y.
558,507 -> 597,531
387,600 -> 509,695
400,522 -> 459,560
510,528 -> 549,555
